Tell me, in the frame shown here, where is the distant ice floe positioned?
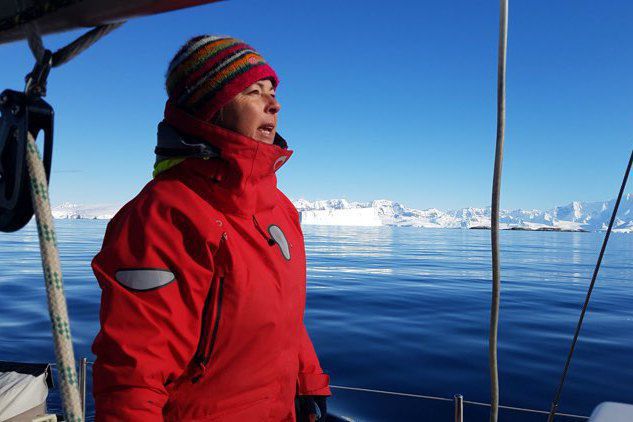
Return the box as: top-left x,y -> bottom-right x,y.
300,207 -> 382,226
51,202 -> 119,220
51,194 -> 633,233
293,194 -> 633,232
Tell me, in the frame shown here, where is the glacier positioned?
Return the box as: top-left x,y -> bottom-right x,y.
50,194 -> 633,233
293,195 -> 633,233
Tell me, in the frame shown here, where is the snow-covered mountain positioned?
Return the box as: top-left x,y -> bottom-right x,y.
52,202 -> 119,220
50,195 -> 633,233
294,195 -> 633,233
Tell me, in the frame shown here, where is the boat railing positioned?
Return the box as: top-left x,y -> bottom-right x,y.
50,359 -> 589,422
330,385 -> 589,421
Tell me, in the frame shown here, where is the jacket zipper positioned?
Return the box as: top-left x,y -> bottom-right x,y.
202,276 -> 224,366
192,276 -> 225,383
192,234 -> 227,383
252,215 -> 276,246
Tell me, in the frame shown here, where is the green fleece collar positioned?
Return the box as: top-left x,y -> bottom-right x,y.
153,157 -> 186,178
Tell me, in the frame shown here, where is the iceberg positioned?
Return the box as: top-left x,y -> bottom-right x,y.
293,194 -> 633,232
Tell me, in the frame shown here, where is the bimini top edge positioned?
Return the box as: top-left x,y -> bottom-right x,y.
0,0 -> 222,45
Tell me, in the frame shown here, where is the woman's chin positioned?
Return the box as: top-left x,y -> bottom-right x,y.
253,131 -> 275,144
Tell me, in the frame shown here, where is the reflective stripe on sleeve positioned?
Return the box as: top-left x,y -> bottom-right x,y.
114,269 -> 176,291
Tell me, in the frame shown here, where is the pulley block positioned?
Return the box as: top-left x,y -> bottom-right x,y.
0,89 -> 54,232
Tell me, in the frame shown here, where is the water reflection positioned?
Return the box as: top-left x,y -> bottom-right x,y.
302,226 -> 633,420
1,222 -> 632,421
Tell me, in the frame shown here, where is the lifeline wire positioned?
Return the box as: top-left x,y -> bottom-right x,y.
489,1 -> 508,422
547,149 -> 633,422
329,386 -> 588,420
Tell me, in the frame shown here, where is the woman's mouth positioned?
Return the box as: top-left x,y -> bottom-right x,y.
257,124 -> 275,137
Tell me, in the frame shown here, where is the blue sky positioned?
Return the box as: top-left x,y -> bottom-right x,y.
0,0 -> 631,210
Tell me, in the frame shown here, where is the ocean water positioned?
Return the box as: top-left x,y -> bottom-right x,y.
1,220 -> 632,421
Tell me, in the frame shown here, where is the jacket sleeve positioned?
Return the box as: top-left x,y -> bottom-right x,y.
91,200 -> 217,421
278,191 -> 331,397
297,323 -> 331,396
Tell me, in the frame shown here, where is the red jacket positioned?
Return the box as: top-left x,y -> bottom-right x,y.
92,105 -> 330,421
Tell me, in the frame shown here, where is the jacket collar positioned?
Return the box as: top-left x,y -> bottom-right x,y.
162,102 -> 293,216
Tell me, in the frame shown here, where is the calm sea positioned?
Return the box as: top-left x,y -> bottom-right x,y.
1,220 -> 632,421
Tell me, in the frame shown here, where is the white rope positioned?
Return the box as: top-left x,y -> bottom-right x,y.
489,1 -> 509,421
51,23 -> 124,67
24,21 -> 124,67
25,132 -> 83,422
17,18 -> 124,421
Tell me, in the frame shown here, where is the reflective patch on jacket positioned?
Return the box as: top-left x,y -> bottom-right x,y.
115,268 -> 175,291
268,225 -> 290,261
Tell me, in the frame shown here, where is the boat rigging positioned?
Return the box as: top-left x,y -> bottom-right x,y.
0,1 -> 631,421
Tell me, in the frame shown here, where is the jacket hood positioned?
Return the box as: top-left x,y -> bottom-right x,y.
156,102 -> 293,215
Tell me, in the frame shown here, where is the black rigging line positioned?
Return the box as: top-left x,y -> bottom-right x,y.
547,149 -> 633,422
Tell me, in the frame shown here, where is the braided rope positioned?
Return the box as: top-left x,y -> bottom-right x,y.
52,23 -> 124,67
25,23 -> 46,62
489,1 -> 509,421
24,21 -> 124,68
17,19 -> 124,421
25,132 -> 83,422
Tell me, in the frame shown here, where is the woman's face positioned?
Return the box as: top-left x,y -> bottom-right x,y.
216,79 -> 281,144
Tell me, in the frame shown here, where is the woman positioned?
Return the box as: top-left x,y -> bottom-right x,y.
91,35 -> 330,421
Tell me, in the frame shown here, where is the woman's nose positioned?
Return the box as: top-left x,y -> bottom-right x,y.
266,95 -> 281,114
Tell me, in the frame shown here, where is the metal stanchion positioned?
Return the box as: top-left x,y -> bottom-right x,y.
454,394 -> 464,422
79,357 -> 87,420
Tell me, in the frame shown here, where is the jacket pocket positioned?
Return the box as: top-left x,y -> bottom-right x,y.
192,275 -> 225,383
192,234 -> 229,383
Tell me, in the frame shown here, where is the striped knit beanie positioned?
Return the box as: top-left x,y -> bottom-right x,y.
165,35 -> 279,121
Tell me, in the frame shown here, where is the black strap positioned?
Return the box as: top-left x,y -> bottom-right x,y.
155,121 -> 219,159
